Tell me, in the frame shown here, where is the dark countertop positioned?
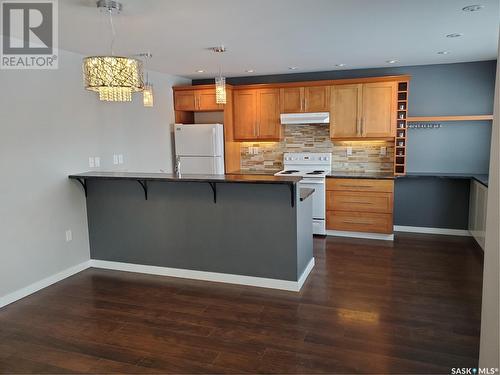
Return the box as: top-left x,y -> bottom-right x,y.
402,172 -> 489,187
326,172 -> 395,180
68,171 -> 302,185
300,188 -> 315,201
230,170 -> 396,180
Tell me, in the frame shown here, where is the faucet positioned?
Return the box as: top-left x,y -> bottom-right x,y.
175,156 -> 181,177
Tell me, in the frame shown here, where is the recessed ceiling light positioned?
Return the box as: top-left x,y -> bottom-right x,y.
437,50 -> 451,55
245,69 -> 255,73
446,33 -> 463,38
196,69 -> 205,73
386,60 -> 399,64
288,66 -> 298,70
335,64 -> 346,67
462,4 -> 484,11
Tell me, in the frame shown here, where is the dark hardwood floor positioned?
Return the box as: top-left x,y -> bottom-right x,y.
0,233 -> 483,374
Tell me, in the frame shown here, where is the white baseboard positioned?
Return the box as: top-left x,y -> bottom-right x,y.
90,258 -> 315,292
394,225 -> 471,236
326,230 -> 394,241
0,261 -> 90,309
297,258 -> 315,290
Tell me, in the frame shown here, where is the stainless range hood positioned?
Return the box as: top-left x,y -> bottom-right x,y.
280,112 -> 330,125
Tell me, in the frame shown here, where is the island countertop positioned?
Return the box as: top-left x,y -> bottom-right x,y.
69,171 -> 302,185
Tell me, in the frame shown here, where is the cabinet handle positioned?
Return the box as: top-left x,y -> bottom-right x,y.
338,184 -> 374,189
342,220 -> 373,225
340,200 -> 373,205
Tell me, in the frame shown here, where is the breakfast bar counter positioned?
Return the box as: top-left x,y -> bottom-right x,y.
69,171 -> 314,291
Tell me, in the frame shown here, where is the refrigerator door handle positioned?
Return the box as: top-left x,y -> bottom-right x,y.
212,128 -> 217,155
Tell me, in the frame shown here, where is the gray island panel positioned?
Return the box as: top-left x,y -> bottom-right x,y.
78,174 -> 313,283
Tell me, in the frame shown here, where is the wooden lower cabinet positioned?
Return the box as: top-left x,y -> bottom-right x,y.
327,211 -> 393,234
326,178 -> 394,234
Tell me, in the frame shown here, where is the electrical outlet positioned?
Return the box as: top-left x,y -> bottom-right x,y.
65,229 -> 72,242
94,156 -> 100,167
346,147 -> 353,156
88,157 -> 95,168
380,147 -> 387,156
113,154 -> 119,165
118,154 -> 124,164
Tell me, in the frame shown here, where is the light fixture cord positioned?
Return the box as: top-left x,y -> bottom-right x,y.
108,9 -> 116,55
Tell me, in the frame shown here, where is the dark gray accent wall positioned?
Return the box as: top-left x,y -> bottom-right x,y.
86,179 -> 313,281
394,177 -> 471,229
195,60 -> 496,174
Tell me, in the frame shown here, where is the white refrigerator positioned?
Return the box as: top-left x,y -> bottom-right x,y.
174,123 -> 225,174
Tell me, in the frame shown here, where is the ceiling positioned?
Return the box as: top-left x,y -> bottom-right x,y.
59,0 -> 499,79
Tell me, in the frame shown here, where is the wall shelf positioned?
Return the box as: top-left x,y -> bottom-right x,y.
407,115 -> 493,122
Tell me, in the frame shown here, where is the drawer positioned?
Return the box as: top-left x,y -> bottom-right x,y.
327,191 -> 393,213
326,178 -> 394,193
326,211 -> 393,234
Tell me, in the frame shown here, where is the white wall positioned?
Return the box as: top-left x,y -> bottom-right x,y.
0,48 -> 189,300
479,43 -> 500,368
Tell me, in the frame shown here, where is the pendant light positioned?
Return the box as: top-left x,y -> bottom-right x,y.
143,72 -> 154,107
83,0 -> 144,102
212,46 -> 227,104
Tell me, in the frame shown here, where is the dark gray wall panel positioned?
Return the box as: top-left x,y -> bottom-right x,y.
195,61 -> 496,175
394,178 -> 470,229
87,180 -> 312,281
296,197 -> 313,279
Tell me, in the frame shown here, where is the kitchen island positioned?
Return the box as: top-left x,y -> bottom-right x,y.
69,172 -> 314,291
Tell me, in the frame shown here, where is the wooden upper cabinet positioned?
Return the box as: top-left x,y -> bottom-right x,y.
330,84 -> 362,138
330,82 -> 396,139
304,86 -> 330,112
362,82 -> 396,137
280,86 -> 330,113
174,88 -> 224,111
197,89 -> 224,111
280,87 -> 303,113
233,90 -> 257,140
233,88 -> 281,141
174,90 -> 196,111
257,89 -> 281,139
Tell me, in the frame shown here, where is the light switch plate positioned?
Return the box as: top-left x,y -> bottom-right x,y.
380,147 -> 387,156
88,157 -> 95,168
65,229 -> 72,242
113,154 -> 119,165
94,156 -> 100,167
346,147 -> 353,156
118,154 -> 124,164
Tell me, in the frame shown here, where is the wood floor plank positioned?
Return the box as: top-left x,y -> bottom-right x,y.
0,233 -> 483,373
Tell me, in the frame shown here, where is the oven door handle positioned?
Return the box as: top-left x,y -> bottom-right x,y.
300,180 -> 325,184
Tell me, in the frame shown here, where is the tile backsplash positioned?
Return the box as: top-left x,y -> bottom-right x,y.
240,124 -> 394,173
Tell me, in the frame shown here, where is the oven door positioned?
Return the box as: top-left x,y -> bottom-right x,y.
299,178 -> 325,220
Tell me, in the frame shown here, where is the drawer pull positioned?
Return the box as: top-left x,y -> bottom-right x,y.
339,200 -> 373,205
342,220 -> 373,225
339,184 -> 374,189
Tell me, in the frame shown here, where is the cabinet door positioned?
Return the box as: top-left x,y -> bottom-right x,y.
233,90 -> 257,140
280,87 -> 303,113
304,86 -> 330,112
330,84 -> 362,138
197,89 -> 224,111
174,90 -> 196,111
361,82 -> 396,137
257,89 -> 281,140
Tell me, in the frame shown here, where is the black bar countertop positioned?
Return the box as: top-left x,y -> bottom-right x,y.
402,172 -> 489,187
68,171 -> 302,185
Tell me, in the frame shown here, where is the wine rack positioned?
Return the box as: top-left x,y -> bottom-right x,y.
394,81 -> 409,175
